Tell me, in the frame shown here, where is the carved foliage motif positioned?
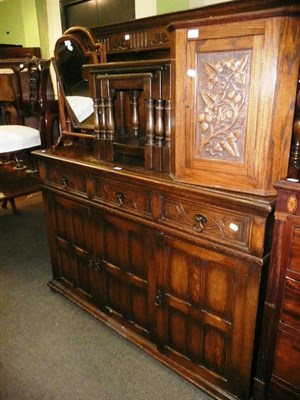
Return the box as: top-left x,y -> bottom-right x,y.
196,50 -> 251,161
150,32 -> 169,46
174,203 -> 247,244
109,30 -> 169,52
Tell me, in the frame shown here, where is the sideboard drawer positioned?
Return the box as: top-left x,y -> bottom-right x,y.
281,277 -> 300,331
92,176 -> 152,218
44,164 -> 88,197
271,330 -> 300,393
160,194 -> 252,252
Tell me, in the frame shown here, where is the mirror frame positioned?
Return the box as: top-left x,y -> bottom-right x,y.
52,26 -> 106,144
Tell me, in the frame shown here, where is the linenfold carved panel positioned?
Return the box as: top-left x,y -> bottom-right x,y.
196,50 -> 251,161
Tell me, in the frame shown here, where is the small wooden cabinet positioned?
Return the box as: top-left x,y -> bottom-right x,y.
254,180 -> 300,399
170,10 -> 300,196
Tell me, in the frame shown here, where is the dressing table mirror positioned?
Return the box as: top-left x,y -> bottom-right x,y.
52,26 -> 106,144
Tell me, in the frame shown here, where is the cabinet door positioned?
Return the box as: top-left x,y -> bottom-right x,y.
172,18 -> 300,195
155,233 -> 262,400
92,210 -> 155,341
44,192 -> 97,303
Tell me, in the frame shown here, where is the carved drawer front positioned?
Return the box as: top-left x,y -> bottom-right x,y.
160,194 -> 251,251
92,176 -> 152,218
44,164 -> 87,197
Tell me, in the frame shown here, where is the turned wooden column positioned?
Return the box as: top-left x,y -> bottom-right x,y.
145,98 -> 155,169
153,99 -> 164,171
288,73 -> 300,179
129,90 -> 140,136
163,99 -> 171,172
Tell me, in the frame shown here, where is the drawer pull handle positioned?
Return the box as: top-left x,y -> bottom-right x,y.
61,176 -> 69,189
94,258 -> 103,272
193,214 -> 207,233
155,289 -> 163,307
116,192 -> 125,207
88,258 -> 102,272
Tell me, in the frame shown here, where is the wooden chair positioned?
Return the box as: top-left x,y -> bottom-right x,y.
0,65 -> 41,165
0,63 -> 42,213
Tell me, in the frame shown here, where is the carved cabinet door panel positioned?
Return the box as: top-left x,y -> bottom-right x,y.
172,17 -> 300,195
43,192 -> 98,304
154,232 -> 262,400
92,209 -> 156,341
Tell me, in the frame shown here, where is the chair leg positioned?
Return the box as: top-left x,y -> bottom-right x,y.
25,149 -> 37,172
13,153 -> 26,169
1,198 -> 20,214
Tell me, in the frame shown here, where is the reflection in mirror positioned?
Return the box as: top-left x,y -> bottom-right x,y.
52,27 -> 106,141
54,35 -> 93,126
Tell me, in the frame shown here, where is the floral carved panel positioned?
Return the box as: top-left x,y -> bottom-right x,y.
195,50 -> 251,161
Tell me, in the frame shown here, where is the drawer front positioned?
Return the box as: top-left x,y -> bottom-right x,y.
160,194 -> 252,251
44,164 -> 87,196
272,330 -> 300,391
93,177 -> 152,218
281,277 -> 300,331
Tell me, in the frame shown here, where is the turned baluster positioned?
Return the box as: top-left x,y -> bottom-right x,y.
27,58 -> 40,115
162,99 -> 171,172
144,98 -> 155,170
155,99 -> 164,147
106,97 -> 115,140
93,98 -> 100,138
288,73 -> 300,179
146,98 -> 155,145
130,90 -> 140,136
152,99 -> 165,171
119,91 -> 125,135
99,98 -> 106,139
164,100 -> 171,149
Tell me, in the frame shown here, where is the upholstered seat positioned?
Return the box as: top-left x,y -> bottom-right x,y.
0,125 -> 41,214
0,125 -> 41,153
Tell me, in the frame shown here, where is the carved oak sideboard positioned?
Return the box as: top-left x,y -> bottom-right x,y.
33,1 -> 300,399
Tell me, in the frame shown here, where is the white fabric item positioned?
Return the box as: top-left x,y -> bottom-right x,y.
0,68 -> 14,74
0,125 -> 41,153
66,96 -> 94,123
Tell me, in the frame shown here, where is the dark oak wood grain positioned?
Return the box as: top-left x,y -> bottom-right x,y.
33,1 -> 300,399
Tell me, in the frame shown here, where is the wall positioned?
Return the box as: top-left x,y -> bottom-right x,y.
0,0 -> 40,47
0,0 -> 232,58
157,0 -> 189,15
44,0 -> 62,59
136,0 -> 233,18
135,0 -> 156,19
